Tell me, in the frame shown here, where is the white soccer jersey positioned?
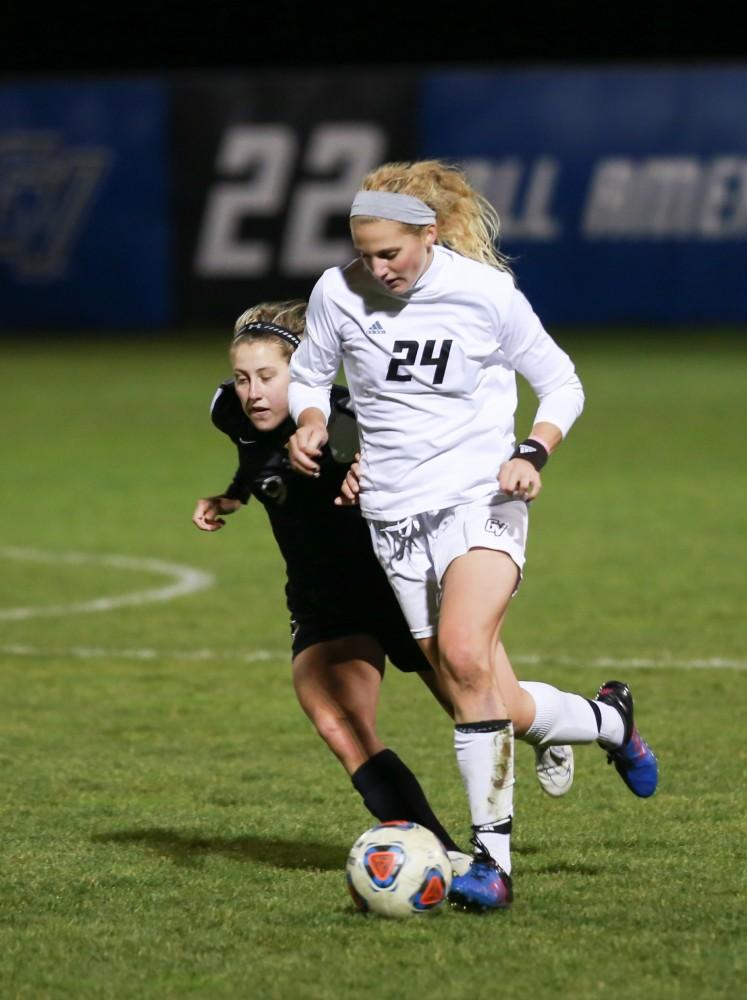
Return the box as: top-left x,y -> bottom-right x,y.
289,245 -> 584,521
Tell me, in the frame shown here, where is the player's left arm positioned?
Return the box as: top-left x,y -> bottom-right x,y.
497,285 -> 585,500
498,423 -> 561,500
334,453 -> 362,506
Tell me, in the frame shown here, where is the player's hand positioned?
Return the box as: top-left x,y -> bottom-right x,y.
334,453 -> 361,506
288,425 -> 329,477
497,459 -> 543,502
192,496 -> 241,531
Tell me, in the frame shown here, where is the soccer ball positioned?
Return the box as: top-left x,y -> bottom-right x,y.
345,821 -> 452,918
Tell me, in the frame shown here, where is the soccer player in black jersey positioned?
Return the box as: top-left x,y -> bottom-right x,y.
192,300 -> 471,870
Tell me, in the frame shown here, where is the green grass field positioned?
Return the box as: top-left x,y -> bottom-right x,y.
1,332 -> 745,999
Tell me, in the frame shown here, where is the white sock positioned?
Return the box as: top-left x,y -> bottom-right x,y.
596,705 -> 626,748
520,681 -> 625,748
454,721 -> 514,874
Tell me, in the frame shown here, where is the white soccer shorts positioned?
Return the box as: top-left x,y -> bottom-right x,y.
368,495 -> 529,638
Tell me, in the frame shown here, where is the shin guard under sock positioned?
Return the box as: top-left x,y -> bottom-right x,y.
351,749 -> 460,852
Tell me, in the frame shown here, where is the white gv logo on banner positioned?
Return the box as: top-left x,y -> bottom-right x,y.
0,132 -> 110,279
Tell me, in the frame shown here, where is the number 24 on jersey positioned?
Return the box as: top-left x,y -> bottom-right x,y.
385,339 -> 453,385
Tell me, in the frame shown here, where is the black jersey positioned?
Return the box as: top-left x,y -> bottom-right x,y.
209,381 -> 431,673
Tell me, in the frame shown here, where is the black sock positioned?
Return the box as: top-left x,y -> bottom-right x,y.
351,749 -> 460,853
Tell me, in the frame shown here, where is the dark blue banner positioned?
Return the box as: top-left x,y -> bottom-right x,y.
2,69 -> 746,331
0,81 -> 170,330
420,68 -> 747,324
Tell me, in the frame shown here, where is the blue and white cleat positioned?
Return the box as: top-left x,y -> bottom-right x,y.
449,852 -> 513,912
447,850 -> 473,877
595,680 -> 659,798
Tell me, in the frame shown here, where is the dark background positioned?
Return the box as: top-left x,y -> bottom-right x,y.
3,1 -> 744,74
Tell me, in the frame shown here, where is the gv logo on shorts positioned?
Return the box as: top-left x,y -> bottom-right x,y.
485,518 -> 508,536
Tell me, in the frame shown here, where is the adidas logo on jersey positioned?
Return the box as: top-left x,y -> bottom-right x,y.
366,321 -> 386,335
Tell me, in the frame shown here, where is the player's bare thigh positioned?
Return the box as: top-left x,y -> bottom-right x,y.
420,549 -> 536,732
292,634 -> 387,772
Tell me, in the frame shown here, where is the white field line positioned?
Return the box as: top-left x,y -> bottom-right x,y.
0,644 -> 279,662
511,653 -> 747,671
0,546 -> 214,621
1,547 -> 743,671
0,644 -> 744,671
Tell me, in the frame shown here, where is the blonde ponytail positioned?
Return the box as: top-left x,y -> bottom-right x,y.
357,160 -> 513,274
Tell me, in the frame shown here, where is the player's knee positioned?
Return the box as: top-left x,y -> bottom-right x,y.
310,708 -> 348,749
439,638 -> 491,692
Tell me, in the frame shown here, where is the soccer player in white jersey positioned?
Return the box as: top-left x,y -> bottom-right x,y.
193,298 -> 576,880
287,160 -> 659,911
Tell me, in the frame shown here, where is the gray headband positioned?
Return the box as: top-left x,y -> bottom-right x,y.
350,190 -> 437,225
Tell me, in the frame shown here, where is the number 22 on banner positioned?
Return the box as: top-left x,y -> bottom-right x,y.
195,123 -> 386,279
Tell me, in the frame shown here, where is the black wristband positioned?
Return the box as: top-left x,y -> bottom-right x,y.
510,438 -> 549,471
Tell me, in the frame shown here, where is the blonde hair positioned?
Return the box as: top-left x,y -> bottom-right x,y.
355,159 -> 512,274
231,300 -> 307,361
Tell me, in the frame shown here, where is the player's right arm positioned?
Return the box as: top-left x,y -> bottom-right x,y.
287,273 -> 344,476
287,410 -> 328,477
193,382 -> 252,530
192,496 -> 242,532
